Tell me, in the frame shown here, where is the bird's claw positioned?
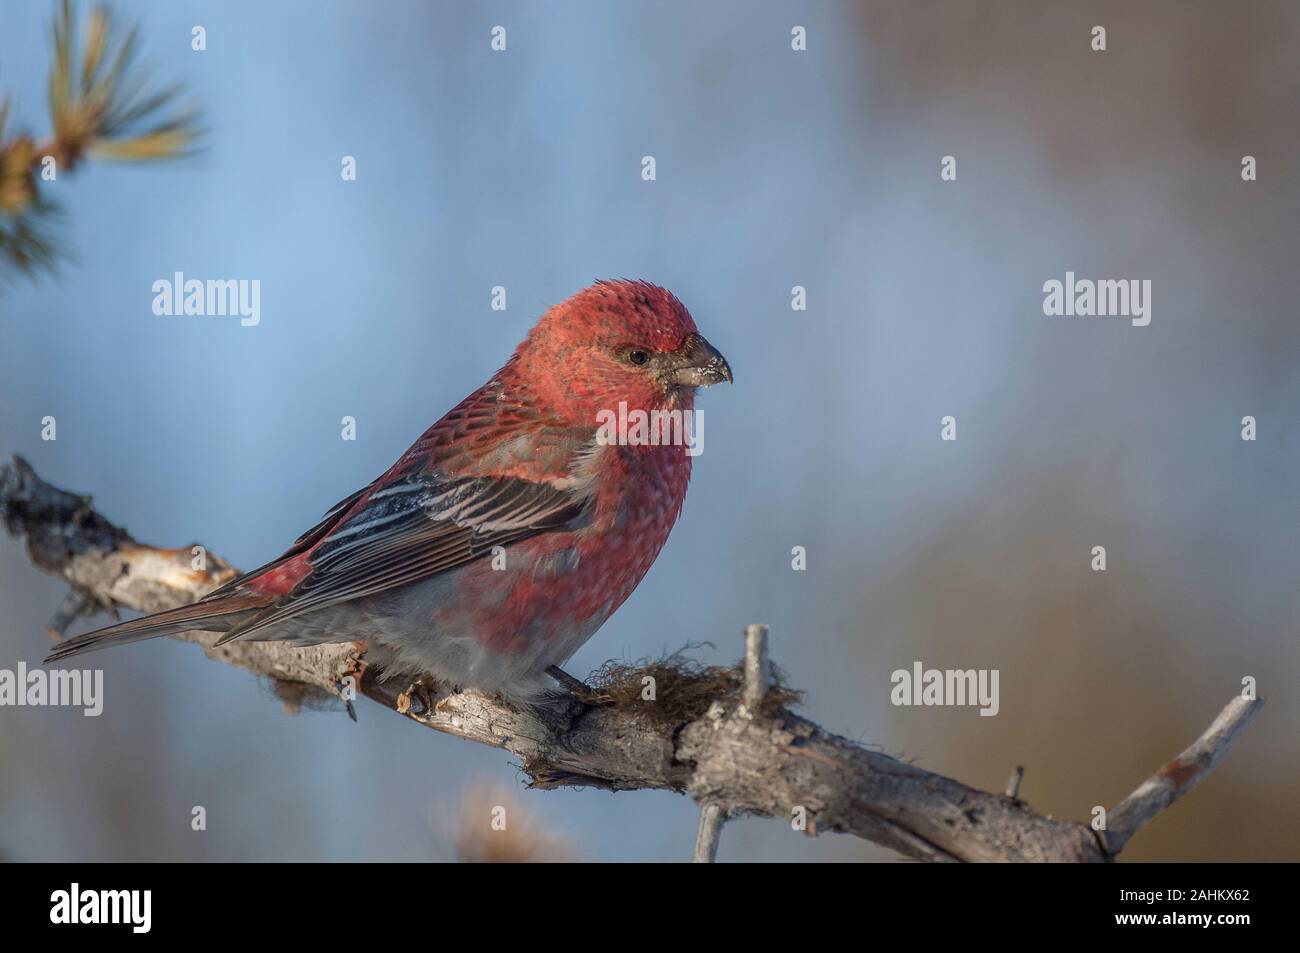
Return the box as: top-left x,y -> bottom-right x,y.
546,664 -> 598,703
397,677 -> 437,716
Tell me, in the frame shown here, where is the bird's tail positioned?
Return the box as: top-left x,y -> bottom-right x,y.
43,595 -> 271,663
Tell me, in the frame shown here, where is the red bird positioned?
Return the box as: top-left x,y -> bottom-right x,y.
46,280 -> 731,701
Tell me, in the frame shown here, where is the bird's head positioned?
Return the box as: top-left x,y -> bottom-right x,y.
512,280 -> 732,424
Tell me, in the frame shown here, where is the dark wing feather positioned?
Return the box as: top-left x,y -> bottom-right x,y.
215,472 -> 591,642
200,484 -> 373,602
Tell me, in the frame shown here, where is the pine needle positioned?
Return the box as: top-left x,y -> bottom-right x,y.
0,0 -> 200,279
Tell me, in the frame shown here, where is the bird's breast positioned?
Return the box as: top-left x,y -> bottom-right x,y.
452,443 -> 693,654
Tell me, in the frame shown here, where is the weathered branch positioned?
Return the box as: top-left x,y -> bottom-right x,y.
690,622 -> 770,862
1103,692 -> 1262,854
692,804 -> 726,863
0,455 -> 1263,862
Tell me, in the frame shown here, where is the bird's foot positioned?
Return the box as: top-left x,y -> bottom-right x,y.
546,664 -> 599,704
396,676 -> 438,716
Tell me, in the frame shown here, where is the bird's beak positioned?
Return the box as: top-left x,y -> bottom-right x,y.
672,333 -> 733,387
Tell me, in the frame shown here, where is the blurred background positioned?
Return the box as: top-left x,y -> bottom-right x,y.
1,0 -> 1297,862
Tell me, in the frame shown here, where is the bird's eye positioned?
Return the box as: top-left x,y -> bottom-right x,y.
626,349 -> 650,366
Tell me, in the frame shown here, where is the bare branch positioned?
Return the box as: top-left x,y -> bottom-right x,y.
689,622 -> 770,861
0,455 -> 1263,862
693,804 -> 726,863
1103,693 -> 1264,854
46,589 -> 96,639
1004,765 -> 1025,800
742,622 -> 770,710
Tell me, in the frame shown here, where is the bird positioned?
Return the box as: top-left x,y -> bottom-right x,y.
45,280 -> 732,703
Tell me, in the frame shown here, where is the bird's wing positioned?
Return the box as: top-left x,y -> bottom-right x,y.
198,483 -> 373,603
214,467 -> 593,642
44,379 -> 599,663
